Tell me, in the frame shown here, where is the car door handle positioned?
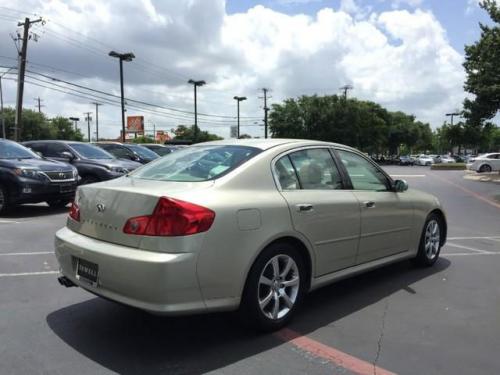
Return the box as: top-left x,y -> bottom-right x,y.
364,201 -> 376,208
296,204 -> 314,212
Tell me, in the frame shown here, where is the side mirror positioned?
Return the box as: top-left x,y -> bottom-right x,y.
394,179 -> 408,192
61,151 -> 74,161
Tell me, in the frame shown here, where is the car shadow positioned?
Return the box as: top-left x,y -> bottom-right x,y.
0,203 -> 69,219
46,258 -> 450,374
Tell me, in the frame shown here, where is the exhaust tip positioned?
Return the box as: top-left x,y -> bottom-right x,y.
58,276 -> 76,288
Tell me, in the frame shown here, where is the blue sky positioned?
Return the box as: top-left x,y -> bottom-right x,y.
226,0 -> 492,53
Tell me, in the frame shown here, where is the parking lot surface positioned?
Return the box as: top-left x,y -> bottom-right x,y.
1,166 -> 499,375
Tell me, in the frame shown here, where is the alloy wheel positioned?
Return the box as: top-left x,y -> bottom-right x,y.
258,254 -> 300,320
424,219 -> 440,260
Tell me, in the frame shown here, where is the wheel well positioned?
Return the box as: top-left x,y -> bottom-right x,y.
430,209 -> 447,246
265,236 -> 313,290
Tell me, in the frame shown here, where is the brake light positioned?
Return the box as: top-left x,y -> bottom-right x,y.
123,197 -> 215,236
69,201 -> 80,222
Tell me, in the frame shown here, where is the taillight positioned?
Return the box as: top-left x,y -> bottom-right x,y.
123,197 -> 215,236
69,201 -> 80,222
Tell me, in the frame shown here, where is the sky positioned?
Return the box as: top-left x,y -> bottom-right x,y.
0,0 -> 496,139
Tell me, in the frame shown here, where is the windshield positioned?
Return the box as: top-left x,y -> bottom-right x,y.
146,146 -> 173,156
0,141 -> 41,159
131,145 -> 261,182
126,144 -> 160,159
69,143 -> 115,159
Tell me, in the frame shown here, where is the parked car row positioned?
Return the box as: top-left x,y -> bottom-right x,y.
0,139 -> 181,214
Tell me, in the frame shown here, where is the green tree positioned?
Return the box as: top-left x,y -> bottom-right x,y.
171,125 -> 223,143
51,116 -> 84,141
463,0 -> 500,124
132,135 -> 155,144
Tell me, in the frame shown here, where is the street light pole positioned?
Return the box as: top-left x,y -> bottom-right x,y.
69,117 -> 80,133
92,102 -> 102,142
109,51 -> 135,142
188,79 -> 206,142
233,96 -> 247,139
445,112 -> 460,127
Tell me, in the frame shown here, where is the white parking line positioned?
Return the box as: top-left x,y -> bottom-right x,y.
0,220 -> 21,224
389,174 -> 426,178
446,243 -> 492,253
0,251 -> 53,256
448,236 -> 500,240
445,252 -> 498,256
0,271 -> 59,278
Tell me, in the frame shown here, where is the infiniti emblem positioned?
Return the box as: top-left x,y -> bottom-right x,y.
96,203 -> 106,213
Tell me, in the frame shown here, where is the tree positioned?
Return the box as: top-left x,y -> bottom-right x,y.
463,0 -> 500,124
51,116 -> 84,141
132,135 -> 155,144
269,94 -> 432,155
171,125 -> 223,143
239,133 -> 252,139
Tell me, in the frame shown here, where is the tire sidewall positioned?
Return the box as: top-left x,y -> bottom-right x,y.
242,242 -> 307,331
0,184 -> 10,215
415,213 -> 442,267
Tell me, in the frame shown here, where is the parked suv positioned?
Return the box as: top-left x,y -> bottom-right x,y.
94,142 -> 159,164
0,139 -> 78,214
24,141 -> 142,185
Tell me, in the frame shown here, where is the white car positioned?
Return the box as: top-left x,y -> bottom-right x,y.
416,155 -> 434,166
55,139 -> 447,330
437,155 -> 455,164
466,153 -> 500,173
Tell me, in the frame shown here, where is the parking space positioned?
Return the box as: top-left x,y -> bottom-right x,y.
1,167 -> 499,375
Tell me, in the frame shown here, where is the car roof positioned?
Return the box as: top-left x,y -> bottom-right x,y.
199,138 -> 350,151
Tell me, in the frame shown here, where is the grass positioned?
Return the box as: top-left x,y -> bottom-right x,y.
430,163 -> 466,170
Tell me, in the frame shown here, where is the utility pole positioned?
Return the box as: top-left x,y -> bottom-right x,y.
260,88 -> 270,139
92,102 -> 102,142
339,84 -> 353,100
14,17 -> 43,141
233,96 -> 247,139
34,97 -> 43,113
83,112 -> 92,142
188,79 -> 206,143
0,76 -> 5,138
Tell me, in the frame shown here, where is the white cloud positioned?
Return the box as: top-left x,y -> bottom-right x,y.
391,0 -> 423,9
0,0 -> 467,139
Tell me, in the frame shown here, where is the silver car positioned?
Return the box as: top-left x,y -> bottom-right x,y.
55,139 -> 447,330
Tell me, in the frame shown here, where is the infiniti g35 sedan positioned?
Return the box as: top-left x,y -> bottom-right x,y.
55,139 -> 447,330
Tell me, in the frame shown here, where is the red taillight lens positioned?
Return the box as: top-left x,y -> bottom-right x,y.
123,197 -> 215,236
69,201 -> 80,222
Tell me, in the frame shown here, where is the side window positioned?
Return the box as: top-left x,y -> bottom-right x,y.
274,156 -> 299,190
288,148 -> 343,190
45,143 -> 69,157
337,150 -> 389,191
111,145 -> 133,159
27,143 -> 46,155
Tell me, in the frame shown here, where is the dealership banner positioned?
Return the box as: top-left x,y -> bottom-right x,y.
127,116 -> 144,132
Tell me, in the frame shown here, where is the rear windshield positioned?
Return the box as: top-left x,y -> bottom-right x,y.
126,144 -> 159,159
131,145 -> 261,182
69,143 -> 114,159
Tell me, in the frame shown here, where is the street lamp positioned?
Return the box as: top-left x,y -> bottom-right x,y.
188,79 -> 206,142
233,96 -> 247,139
445,112 -> 460,126
109,51 -> 135,142
69,117 -> 79,132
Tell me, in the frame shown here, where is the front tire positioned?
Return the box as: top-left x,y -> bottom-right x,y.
479,164 -> 492,173
80,175 -> 100,185
413,214 -> 442,267
241,242 -> 307,331
47,199 -> 71,208
0,185 -> 10,215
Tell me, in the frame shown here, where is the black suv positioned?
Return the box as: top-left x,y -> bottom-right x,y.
0,139 -> 79,214
24,141 -> 142,185
94,142 -> 159,164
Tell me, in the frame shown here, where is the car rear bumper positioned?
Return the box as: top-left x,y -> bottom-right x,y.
55,227 -> 206,315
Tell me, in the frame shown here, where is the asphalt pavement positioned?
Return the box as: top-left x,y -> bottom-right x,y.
0,166 -> 499,375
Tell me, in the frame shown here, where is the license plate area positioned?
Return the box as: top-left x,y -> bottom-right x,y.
76,258 -> 99,286
60,183 -> 76,193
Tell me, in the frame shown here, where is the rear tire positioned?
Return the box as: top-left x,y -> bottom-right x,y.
0,185 -> 10,215
241,242 -> 307,332
479,164 -> 492,173
413,213 -> 443,267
